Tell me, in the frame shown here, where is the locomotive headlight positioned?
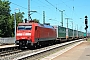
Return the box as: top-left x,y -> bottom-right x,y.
17,33 -> 22,36
16,41 -> 19,43
25,33 -> 31,36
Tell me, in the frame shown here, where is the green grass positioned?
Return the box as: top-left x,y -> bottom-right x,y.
87,38 -> 90,42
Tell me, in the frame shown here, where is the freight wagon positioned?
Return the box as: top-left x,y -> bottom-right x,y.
84,32 -> 86,37
53,25 -> 85,40
78,31 -> 84,38
54,26 -> 66,41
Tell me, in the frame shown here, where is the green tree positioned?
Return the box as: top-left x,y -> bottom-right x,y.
32,19 -> 40,23
0,0 -> 11,37
0,0 -> 24,37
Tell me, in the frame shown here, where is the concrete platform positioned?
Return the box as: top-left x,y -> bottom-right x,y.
0,44 -> 18,49
52,41 -> 90,60
41,41 -> 90,60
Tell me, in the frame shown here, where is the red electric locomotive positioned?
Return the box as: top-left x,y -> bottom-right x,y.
15,22 -> 57,48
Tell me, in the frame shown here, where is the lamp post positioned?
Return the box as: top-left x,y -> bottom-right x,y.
14,8 -> 20,39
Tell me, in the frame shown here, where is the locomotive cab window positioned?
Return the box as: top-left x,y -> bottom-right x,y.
18,25 -> 32,30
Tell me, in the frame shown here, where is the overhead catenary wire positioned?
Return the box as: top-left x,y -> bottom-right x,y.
10,0 -> 73,23
11,1 -> 53,21
31,0 -> 52,10
11,0 -> 79,18
10,0 -> 79,24
45,0 -> 57,9
45,0 -> 69,17
30,0 -> 60,22
11,2 -> 28,9
38,0 -> 51,9
60,0 -> 80,19
60,0 -> 71,9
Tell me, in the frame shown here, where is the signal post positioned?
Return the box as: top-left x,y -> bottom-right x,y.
85,16 -> 88,40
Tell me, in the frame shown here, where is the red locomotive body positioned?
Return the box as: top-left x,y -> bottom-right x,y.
15,22 -> 57,48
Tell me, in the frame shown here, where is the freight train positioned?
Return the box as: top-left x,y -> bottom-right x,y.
15,21 -> 86,48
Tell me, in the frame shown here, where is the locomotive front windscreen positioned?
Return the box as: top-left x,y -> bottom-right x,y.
18,25 -> 32,30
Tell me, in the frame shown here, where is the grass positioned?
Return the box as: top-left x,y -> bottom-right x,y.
87,38 -> 90,42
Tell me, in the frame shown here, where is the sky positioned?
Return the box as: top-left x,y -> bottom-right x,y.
9,0 -> 90,32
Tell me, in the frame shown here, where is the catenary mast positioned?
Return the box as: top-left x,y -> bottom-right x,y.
28,0 -> 30,20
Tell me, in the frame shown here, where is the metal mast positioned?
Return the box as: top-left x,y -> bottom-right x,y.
43,11 -> 45,24
65,18 -> 70,28
59,10 -> 65,27
61,11 -> 64,27
28,0 -> 30,20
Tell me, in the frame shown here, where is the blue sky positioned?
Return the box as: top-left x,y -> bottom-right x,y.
9,0 -> 90,32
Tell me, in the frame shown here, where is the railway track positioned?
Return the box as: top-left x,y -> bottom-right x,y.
0,49 -> 22,57
0,39 -> 85,60
0,46 -> 21,57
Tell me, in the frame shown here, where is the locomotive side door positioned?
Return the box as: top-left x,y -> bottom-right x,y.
35,26 -> 40,43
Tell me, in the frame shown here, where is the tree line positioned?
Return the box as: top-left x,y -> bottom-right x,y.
0,0 -> 24,37
0,0 -> 40,37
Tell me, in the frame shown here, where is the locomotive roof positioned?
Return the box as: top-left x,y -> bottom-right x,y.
18,23 -> 54,29
18,23 -> 38,26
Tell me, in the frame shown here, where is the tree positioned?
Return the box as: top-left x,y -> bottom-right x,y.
0,0 -> 11,37
32,19 -> 40,23
0,0 -> 24,37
